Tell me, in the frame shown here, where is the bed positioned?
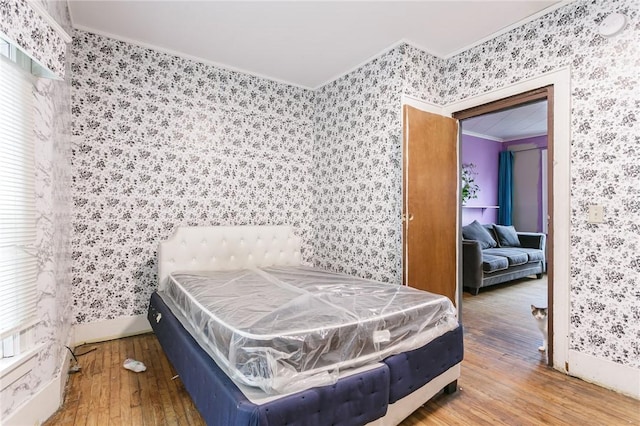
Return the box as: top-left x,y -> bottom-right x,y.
148,225 -> 463,425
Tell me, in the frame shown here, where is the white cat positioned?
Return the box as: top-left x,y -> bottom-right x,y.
531,305 -> 548,352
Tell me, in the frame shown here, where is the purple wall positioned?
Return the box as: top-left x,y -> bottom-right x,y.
461,134 -> 548,228
461,134 -> 502,225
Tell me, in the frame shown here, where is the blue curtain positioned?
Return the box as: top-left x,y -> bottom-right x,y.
498,151 -> 514,225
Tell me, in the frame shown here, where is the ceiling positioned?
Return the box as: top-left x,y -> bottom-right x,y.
68,1 -> 565,89
461,100 -> 548,142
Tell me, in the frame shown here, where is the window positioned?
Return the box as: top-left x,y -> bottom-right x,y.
0,40 -> 37,358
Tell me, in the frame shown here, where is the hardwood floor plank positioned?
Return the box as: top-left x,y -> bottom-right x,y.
126,337 -> 144,426
120,339 -> 135,425
72,343 -> 96,426
85,346 -> 101,426
411,278 -> 639,426
44,278 -> 640,426
154,336 -> 201,424
144,334 -> 179,425
95,341 -> 110,426
107,338 -> 121,425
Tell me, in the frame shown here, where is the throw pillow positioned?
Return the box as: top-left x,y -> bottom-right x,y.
462,220 -> 498,249
493,224 -> 521,247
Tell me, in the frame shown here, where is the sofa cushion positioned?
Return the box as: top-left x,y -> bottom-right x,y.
462,220 -> 497,249
511,248 -> 545,263
493,224 -> 521,247
483,248 -> 528,266
482,254 -> 509,273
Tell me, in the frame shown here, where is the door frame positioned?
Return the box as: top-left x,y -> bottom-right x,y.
453,85 -> 555,365
443,67 -> 571,373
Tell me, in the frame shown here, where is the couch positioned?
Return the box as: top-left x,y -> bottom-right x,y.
462,221 -> 546,295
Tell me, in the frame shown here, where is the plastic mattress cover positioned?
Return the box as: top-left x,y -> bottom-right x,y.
160,266 -> 458,395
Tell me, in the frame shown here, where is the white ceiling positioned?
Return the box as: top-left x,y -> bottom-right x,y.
68,1 -> 565,89
461,100 -> 548,142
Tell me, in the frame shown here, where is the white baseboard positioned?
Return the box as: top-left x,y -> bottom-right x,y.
569,350 -> 640,400
60,344 -> 72,400
3,348 -> 71,426
72,314 -> 152,346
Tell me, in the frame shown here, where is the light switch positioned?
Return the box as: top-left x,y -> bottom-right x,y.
588,204 -> 604,223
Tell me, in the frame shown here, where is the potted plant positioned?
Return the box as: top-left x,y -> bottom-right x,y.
461,163 -> 480,205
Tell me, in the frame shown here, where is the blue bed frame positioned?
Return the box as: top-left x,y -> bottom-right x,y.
148,292 -> 463,425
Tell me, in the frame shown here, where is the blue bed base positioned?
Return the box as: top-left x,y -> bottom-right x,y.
384,325 -> 463,403
149,292 -> 390,426
148,291 -> 463,425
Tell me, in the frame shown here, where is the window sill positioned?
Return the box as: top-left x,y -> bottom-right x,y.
0,318 -> 40,341
0,343 -> 45,391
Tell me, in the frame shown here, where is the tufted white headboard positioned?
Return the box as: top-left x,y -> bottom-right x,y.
157,225 -> 302,291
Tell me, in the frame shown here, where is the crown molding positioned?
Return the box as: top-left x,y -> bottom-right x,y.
461,130 -> 505,142
72,24 -> 313,91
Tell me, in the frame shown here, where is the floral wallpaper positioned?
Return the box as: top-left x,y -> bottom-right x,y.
68,0 -> 639,375
0,0 -> 66,78
70,32 -> 445,323
70,31 -> 315,323
0,0 -> 73,420
311,48 -> 404,283
441,0 -> 639,368
310,43 -> 445,284
400,43 -> 444,105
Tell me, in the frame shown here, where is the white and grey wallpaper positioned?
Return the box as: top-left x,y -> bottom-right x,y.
311,47 -> 405,283
440,0 -> 639,368
68,0 -> 638,375
0,0 -> 67,78
399,43 -> 444,105
70,31 -> 316,323
310,43 -> 446,284
1,0 -> 73,420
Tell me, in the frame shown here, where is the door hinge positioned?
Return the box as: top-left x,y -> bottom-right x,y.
402,213 -> 414,222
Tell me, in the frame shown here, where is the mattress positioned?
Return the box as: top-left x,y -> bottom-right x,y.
159,266 -> 458,394
149,292 -> 391,426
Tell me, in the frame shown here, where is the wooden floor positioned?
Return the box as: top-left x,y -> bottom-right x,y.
45,278 -> 640,425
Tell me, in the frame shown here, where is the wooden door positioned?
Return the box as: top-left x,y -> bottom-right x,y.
403,106 -> 458,304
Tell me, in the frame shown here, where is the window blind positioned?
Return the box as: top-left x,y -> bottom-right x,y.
0,55 -> 37,336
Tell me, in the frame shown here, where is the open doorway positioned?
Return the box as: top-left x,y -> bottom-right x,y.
461,100 -> 548,234
454,87 -> 554,366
